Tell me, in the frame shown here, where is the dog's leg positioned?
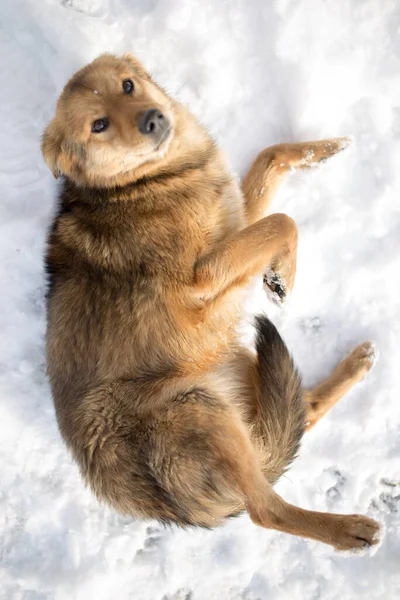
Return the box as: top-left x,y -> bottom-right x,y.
242,137 -> 352,225
246,478 -> 379,550
305,342 -> 376,430
194,213 -> 297,301
185,399 -> 380,549
224,424 -> 380,549
214,351 -> 379,548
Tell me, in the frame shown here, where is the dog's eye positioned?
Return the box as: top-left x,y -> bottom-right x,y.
122,79 -> 134,94
91,118 -> 109,133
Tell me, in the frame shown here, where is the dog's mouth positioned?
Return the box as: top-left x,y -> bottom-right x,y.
110,125 -> 174,176
154,125 -> 173,151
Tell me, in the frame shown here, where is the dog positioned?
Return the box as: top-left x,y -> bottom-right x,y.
41,53 -> 380,550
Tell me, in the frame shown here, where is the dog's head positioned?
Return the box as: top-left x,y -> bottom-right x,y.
42,54 -> 189,187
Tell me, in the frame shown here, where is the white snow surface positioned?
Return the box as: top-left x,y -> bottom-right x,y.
1,0 -> 400,598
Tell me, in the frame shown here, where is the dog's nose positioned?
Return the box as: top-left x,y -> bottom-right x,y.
138,109 -> 168,137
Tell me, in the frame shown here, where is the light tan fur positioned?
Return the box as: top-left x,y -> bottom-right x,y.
42,54 -> 379,550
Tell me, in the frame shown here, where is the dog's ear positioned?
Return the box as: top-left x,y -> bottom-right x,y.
41,118 -> 63,179
122,53 -> 152,81
42,119 -> 85,179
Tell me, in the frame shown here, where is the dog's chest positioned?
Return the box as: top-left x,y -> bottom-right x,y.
220,177 -> 247,236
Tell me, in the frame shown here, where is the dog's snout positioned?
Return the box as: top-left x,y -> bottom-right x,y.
139,109 -> 168,137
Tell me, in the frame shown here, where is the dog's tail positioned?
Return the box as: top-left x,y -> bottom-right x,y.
254,315 -> 306,483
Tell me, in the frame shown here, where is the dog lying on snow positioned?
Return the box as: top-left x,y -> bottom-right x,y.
41,53 -> 380,550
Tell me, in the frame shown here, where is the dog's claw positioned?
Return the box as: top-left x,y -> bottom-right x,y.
263,270 -> 287,305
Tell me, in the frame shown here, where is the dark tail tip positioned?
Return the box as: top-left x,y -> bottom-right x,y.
254,314 -> 306,482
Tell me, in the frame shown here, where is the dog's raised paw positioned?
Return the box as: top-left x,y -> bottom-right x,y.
263,269 -> 287,305
299,136 -> 354,168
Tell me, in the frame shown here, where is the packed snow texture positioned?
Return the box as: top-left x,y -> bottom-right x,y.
1,0 -> 400,598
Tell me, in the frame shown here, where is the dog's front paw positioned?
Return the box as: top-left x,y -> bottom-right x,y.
263,269 -> 287,305
297,136 -> 354,168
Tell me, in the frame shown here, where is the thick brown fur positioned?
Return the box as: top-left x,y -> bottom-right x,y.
42,54 -> 380,549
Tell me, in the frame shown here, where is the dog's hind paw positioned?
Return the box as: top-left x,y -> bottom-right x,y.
344,341 -> 377,380
263,269 -> 287,305
332,514 -> 382,552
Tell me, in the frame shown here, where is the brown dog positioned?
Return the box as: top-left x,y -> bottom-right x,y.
41,54 -> 379,550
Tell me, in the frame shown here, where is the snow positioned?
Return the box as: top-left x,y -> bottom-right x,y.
1,0 -> 400,598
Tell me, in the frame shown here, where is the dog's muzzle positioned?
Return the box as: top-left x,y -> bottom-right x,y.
138,109 -> 170,145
